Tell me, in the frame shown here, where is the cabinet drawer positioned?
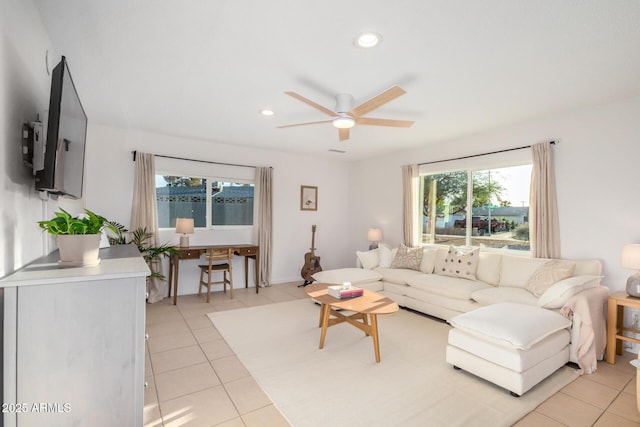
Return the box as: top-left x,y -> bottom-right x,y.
236,247 -> 258,256
179,250 -> 202,259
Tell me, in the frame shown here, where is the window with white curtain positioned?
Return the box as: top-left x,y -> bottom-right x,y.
419,149 -> 532,252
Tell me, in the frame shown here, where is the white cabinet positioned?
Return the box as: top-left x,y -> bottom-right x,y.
0,245 -> 150,427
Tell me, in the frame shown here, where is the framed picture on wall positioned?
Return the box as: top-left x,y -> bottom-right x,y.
300,185 -> 318,211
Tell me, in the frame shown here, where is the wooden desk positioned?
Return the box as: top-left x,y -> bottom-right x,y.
606,291 -> 640,364
167,244 -> 259,305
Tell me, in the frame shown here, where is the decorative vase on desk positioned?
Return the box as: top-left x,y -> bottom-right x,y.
38,208 -> 116,267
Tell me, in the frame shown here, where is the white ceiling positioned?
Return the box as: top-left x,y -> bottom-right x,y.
33,0 -> 640,161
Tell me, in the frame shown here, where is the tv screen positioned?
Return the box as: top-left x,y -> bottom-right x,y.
36,56 -> 87,199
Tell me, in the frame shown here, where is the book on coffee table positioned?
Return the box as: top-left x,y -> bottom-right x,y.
327,285 -> 364,299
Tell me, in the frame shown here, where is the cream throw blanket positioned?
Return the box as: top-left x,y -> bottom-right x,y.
560,286 -> 608,374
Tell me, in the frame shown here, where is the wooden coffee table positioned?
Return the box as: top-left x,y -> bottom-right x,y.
305,283 -> 399,362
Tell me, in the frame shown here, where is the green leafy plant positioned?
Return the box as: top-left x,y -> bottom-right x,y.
38,209 -> 117,235
513,222 -> 530,241
107,222 -> 178,282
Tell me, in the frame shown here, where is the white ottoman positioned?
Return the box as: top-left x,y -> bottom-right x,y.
446,302 -> 572,396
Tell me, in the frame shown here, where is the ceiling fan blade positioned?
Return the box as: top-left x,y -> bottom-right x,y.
356,117 -> 415,128
338,128 -> 350,141
277,120 -> 333,129
284,92 -> 336,117
349,85 -> 407,118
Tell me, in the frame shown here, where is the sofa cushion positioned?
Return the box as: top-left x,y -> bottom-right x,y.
525,260 -> 576,297
434,247 -> 450,274
573,259 -> 603,276
356,249 -> 379,270
378,244 -> 397,268
407,274 -> 490,301
438,246 -> 480,280
476,252 -> 502,286
403,286 -> 482,314
448,302 -> 572,350
448,327 -> 570,372
375,267 -> 424,285
499,256 -> 548,288
354,280 -> 385,293
420,248 -> 438,274
311,268 -> 383,285
537,275 -> 602,309
391,245 -> 423,271
471,287 -> 538,307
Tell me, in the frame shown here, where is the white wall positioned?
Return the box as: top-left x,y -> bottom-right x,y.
84,124 -> 352,294
348,96 -> 640,293
0,0 -> 62,278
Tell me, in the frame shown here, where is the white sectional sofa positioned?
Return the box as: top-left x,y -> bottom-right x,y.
312,244 -> 608,374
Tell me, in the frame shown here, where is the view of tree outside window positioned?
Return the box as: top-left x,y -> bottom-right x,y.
156,175 -> 254,228
422,171 -> 467,247
421,164 -> 531,251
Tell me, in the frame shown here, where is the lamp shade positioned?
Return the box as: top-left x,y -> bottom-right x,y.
175,218 -> 194,235
367,228 -> 382,242
622,244 -> 640,269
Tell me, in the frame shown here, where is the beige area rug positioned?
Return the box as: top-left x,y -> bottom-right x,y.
207,299 -> 579,427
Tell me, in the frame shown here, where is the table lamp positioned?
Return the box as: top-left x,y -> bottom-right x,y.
176,218 -> 194,247
368,228 -> 382,250
621,243 -> 640,297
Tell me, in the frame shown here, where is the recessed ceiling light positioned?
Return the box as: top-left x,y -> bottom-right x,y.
355,32 -> 382,48
260,109 -> 275,116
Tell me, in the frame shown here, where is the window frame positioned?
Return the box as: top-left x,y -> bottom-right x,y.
156,172 -> 255,230
154,155 -> 256,231
418,149 -> 532,254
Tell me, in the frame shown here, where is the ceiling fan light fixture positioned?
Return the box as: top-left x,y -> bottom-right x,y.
355,32 -> 382,48
333,115 -> 355,129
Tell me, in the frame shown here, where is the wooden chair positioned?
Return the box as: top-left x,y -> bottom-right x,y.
198,247 -> 234,302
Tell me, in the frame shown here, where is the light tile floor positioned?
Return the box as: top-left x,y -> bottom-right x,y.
144,283 -> 640,426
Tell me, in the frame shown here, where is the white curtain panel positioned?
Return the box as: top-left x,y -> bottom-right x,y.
253,167 -> 273,286
402,164 -> 420,247
130,152 -> 165,303
530,142 -> 561,259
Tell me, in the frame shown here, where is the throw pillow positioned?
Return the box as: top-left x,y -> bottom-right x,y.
438,246 -> 480,280
378,244 -> 397,268
390,245 -> 423,271
356,249 -> 379,270
525,260 -> 576,297
537,275 -> 602,309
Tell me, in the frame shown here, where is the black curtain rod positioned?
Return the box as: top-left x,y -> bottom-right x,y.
131,151 -> 267,169
418,141 -> 555,166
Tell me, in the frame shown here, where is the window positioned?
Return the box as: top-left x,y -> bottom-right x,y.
420,164 -> 532,252
156,175 -> 254,228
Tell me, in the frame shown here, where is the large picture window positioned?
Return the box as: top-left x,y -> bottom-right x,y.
421,164 -> 531,251
156,175 -> 254,228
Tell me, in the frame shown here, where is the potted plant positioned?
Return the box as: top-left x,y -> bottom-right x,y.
38,208 -> 116,266
107,222 -> 178,283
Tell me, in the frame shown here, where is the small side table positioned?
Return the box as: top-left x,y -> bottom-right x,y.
606,291 -> 640,364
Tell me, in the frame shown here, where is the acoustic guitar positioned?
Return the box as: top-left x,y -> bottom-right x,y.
300,225 -> 322,286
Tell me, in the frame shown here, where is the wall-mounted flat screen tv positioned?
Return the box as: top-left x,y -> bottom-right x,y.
35,56 -> 87,199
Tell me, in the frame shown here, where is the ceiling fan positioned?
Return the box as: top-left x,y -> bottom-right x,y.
278,85 -> 414,141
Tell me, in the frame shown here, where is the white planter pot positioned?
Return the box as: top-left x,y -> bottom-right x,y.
57,234 -> 102,267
